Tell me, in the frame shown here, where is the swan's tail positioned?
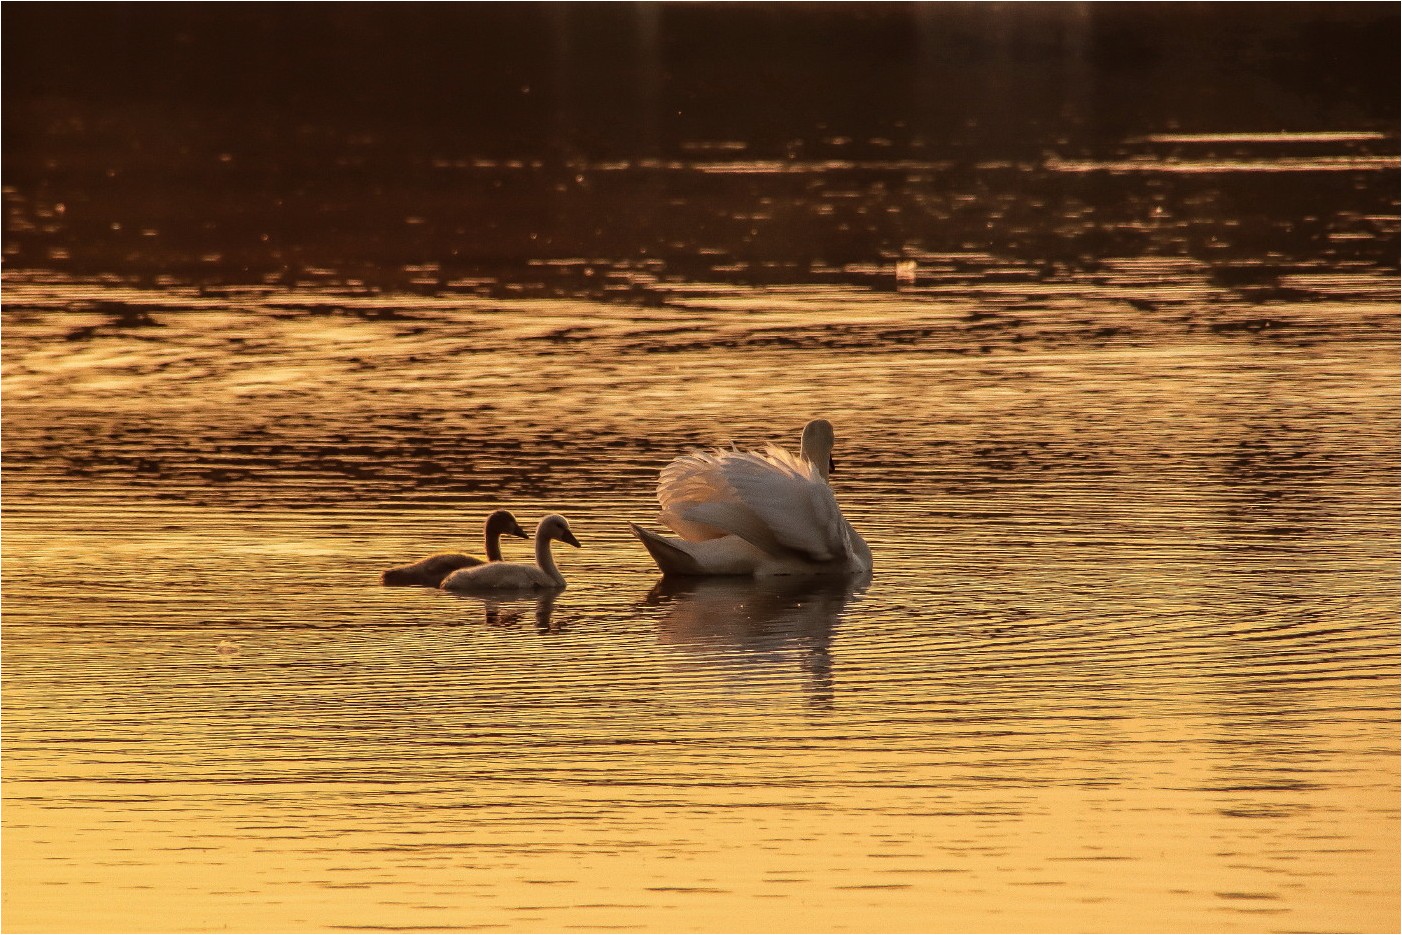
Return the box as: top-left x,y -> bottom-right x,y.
629,522 -> 705,576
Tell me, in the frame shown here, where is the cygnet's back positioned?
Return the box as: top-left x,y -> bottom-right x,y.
441,562 -> 554,591
382,552 -> 482,588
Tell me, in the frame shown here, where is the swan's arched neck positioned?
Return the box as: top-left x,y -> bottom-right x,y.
800,419 -> 835,483
535,535 -> 566,587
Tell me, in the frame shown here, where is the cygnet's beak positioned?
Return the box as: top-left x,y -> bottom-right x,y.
828,456 -> 837,474
560,530 -> 582,548
511,524 -> 530,539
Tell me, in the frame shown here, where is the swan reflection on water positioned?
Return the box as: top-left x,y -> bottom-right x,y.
641,574 -> 870,709
451,590 -> 563,633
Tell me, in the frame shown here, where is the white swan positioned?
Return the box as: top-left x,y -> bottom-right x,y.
441,514 -> 581,592
630,419 -> 871,577
381,509 -> 529,587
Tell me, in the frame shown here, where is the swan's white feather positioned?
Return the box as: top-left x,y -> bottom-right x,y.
711,445 -> 849,561
630,523 -> 705,575
637,425 -> 869,577
679,501 -> 788,557
841,518 -> 873,571
657,449 -> 735,541
664,444 -> 849,562
630,523 -> 768,576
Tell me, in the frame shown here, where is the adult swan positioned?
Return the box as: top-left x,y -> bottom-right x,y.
629,419 -> 872,577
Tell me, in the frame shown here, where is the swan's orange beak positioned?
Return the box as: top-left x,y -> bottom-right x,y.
560,530 -> 581,548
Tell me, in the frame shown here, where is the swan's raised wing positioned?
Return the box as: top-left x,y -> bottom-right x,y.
657,449 -> 740,541
688,445 -> 851,563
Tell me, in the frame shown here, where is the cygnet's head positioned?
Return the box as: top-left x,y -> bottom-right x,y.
538,514 -> 581,548
487,509 -> 530,539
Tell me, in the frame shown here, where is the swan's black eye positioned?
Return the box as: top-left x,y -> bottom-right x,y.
828,456 -> 837,474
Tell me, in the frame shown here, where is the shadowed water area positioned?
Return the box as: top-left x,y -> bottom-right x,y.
3,6 -> 1400,933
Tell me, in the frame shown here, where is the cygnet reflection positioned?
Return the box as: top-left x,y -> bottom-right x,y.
453,590 -> 562,634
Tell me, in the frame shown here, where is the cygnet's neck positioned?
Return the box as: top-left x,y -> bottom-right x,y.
535,533 -> 566,587
484,525 -> 504,561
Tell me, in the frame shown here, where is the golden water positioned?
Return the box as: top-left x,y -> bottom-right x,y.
4,125 -> 1401,932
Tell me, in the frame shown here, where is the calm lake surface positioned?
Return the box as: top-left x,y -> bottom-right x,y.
4,7 -> 1400,929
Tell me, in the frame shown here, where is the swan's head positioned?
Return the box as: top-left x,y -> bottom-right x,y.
801,419 -> 837,479
538,514 -> 581,548
487,509 -> 530,539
